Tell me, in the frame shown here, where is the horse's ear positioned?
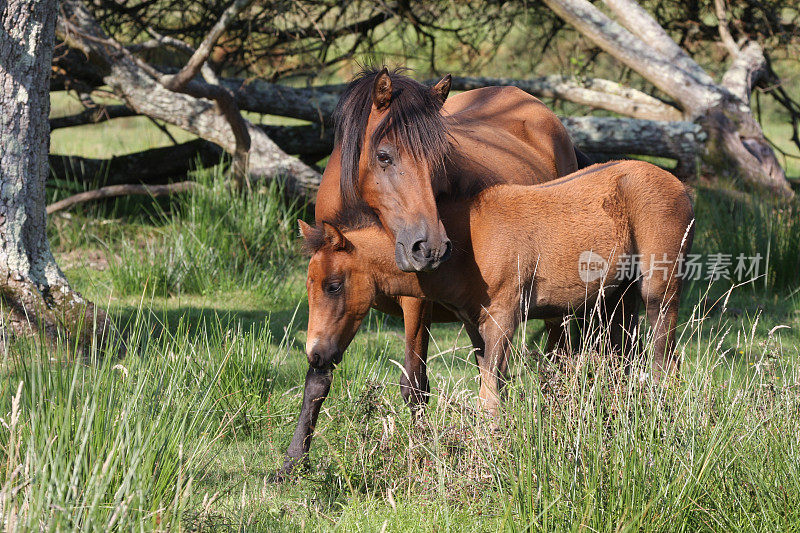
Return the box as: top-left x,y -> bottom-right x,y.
431,74 -> 452,104
372,67 -> 392,110
322,222 -> 348,251
298,219 -> 314,240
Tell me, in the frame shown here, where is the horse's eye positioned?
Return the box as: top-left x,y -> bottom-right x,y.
325,281 -> 343,295
376,152 -> 392,167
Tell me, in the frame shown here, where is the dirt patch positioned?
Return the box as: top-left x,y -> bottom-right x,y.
59,249 -> 110,271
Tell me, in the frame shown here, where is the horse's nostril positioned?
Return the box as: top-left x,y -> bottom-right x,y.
412,240 -> 432,259
309,350 -> 323,368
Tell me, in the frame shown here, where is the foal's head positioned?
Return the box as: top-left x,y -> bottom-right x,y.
335,66 -> 453,272
299,219 -> 380,370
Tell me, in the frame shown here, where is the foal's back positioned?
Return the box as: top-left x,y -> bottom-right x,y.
437,160 -> 693,312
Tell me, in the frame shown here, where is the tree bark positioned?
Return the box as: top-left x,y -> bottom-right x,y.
1,0 -> 114,353
562,117 -> 703,175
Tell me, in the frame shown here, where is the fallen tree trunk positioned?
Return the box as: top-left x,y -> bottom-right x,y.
562,117 -> 704,176
260,124 -> 334,156
447,76 -> 682,122
542,0 -> 793,197
48,126 -> 333,187
50,104 -> 136,130
49,139 -> 222,186
223,78 -> 339,126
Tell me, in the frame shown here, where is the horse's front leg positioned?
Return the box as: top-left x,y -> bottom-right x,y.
275,366 -> 333,480
398,297 -> 433,418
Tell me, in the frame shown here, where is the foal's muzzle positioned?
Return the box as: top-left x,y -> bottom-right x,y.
306,338 -> 342,369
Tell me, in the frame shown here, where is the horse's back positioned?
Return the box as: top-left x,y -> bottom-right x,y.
444,86 -> 578,184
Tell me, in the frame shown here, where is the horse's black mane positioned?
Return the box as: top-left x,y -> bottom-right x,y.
301,206 -> 382,256
334,66 -> 451,207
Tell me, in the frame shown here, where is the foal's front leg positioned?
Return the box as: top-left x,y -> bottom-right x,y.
476,313 -> 517,417
276,366 -> 333,479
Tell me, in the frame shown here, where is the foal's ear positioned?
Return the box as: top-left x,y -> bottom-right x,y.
298,219 -> 314,240
372,67 -> 392,111
322,222 -> 349,251
431,74 -> 452,104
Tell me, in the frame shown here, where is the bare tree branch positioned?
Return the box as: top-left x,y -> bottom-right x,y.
714,0 -> 741,56
160,0 -> 255,92
47,181 -> 198,214
153,0 -> 255,189
448,75 -> 682,121
603,0 -> 716,87
57,0 -> 321,201
720,40 -> 769,104
50,104 -> 135,129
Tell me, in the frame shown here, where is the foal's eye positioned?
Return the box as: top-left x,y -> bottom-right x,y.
325,281 -> 343,295
376,152 -> 393,167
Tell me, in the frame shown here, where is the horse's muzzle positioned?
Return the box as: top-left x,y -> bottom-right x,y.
395,228 -> 452,272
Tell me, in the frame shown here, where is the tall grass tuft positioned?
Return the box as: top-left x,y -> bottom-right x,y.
0,306 -> 307,531
109,165 -> 303,299
0,320 -> 224,530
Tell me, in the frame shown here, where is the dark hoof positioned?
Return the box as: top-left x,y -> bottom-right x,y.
268,456 -> 308,483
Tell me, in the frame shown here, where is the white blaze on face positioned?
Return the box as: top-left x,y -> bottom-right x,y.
578,250 -> 609,283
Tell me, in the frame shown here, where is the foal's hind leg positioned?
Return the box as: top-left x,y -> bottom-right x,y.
643,294 -> 681,382
606,282 -> 640,371
639,268 -> 683,383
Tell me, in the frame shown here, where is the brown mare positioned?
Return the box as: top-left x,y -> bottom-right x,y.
301,160 -> 693,426
277,67 -> 581,477
314,68 -> 579,401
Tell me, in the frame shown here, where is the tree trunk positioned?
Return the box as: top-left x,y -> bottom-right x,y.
1,0 -> 113,354
49,140 -> 222,187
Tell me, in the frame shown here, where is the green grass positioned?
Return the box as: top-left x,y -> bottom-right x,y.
2,164 -> 795,531
105,166 -> 304,299
13,81 -> 799,531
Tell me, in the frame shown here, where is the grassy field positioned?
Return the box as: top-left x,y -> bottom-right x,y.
2,88 -> 800,530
